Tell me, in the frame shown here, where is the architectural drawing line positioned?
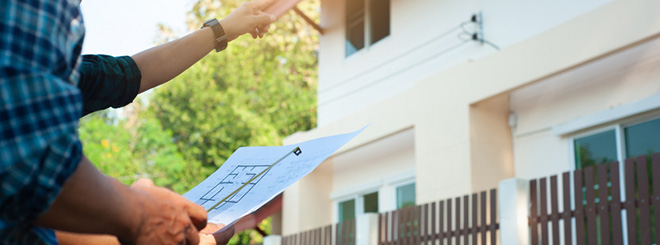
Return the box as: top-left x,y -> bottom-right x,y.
206,147 -> 302,212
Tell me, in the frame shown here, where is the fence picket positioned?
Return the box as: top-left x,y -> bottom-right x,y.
609,161 -> 623,245
454,197 -> 461,245
489,189 -> 497,245
421,204 -> 427,243
540,178 -> 549,245
550,176 -> 559,245
624,158 -> 637,245
455,197 -> 460,245
447,198 -> 452,245
439,200 -> 445,245
418,205 -> 424,244
328,225 -> 333,245
472,193 -> 478,245
573,169 -> 586,244
653,153 -> 660,244
597,164 -> 611,245
432,202 -> 437,245
364,191 -> 502,245
305,229 -> 309,245
296,231 -> 301,245
379,214 -> 384,245
480,191 -> 486,245
406,207 -> 415,245
636,155 -> 652,244
584,167 -> 597,245
463,195 -> 469,245
561,172 -> 572,245
530,179 -> 539,245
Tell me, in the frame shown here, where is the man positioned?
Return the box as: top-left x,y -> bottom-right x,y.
0,0 -> 275,244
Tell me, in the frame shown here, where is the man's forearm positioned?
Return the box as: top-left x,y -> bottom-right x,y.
132,27 -> 216,93
34,155 -> 141,240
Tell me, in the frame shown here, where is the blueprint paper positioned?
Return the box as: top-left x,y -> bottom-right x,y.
183,126 -> 366,225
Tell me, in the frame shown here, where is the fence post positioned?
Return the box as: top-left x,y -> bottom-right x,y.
499,178 -> 529,245
263,235 -> 282,245
356,213 -> 379,245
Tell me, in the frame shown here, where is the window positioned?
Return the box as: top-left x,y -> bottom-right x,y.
573,117 -> 660,169
363,192 -> 379,213
396,182 -> 415,209
337,191 -> 379,222
624,118 -> 660,158
345,0 -> 390,56
338,199 -> 356,222
574,130 -> 617,169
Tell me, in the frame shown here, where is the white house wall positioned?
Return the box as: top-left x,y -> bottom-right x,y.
331,128 -> 415,194
510,36 -> 660,180
281,0 -> 660,236
317,0 -> 612,126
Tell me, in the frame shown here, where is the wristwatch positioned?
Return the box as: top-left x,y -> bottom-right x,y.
202,18 -> 228,52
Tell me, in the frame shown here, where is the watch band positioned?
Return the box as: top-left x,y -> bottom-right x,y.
202,18 -> 228,52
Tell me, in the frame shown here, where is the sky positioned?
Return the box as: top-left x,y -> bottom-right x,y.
80,0 -> 193,56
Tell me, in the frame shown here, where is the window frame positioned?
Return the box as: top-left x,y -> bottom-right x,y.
569,113 -> 660,171
344,0 -> 391,58
392,180 -> 416,210
331,170 -> 415,223
332,182 -> 381,223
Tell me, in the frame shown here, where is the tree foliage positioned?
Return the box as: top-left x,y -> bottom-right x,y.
150,0 -> 319,170
78,0 -> 319,243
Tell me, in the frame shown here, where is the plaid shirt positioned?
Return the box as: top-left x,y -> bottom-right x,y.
79,55 -> 142,116
1,0 -> 85,243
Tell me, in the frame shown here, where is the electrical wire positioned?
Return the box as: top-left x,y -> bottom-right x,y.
320,24 -> 463,94
482,39 -> 501,50
319,16 -> 502,106
320,39 -> 471,106
459,20 -> 501,51
459,21 -> 475,35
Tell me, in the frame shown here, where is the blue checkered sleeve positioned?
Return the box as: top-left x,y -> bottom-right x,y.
1,0 -> 86,243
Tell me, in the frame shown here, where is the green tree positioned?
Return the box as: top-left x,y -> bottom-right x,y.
79,0 -> 319,243
148,0 -> 319,243
150,0 -> 318,169
78,102 -> 203,194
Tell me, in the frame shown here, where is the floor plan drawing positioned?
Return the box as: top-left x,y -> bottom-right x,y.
196,165 -> 271,210
183,126 -> 366,225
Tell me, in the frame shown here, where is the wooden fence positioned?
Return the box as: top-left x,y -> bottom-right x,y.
529,153 -> 660,245
282,219 -> 355,245
378,189 -> 499,245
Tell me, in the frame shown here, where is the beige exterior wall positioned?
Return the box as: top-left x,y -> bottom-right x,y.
331,128 -> 415,196
470,93 -> 514,193
510,35 -> 660,180
280,0 -> 660,235
317,0 -> 612,126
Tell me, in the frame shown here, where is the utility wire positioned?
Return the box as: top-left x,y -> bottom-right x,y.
319,17 -> 502,106
320,24 -> 463,94
320,39 -> 471,106
482,39 -> 501,51
460,20 -> 501,51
